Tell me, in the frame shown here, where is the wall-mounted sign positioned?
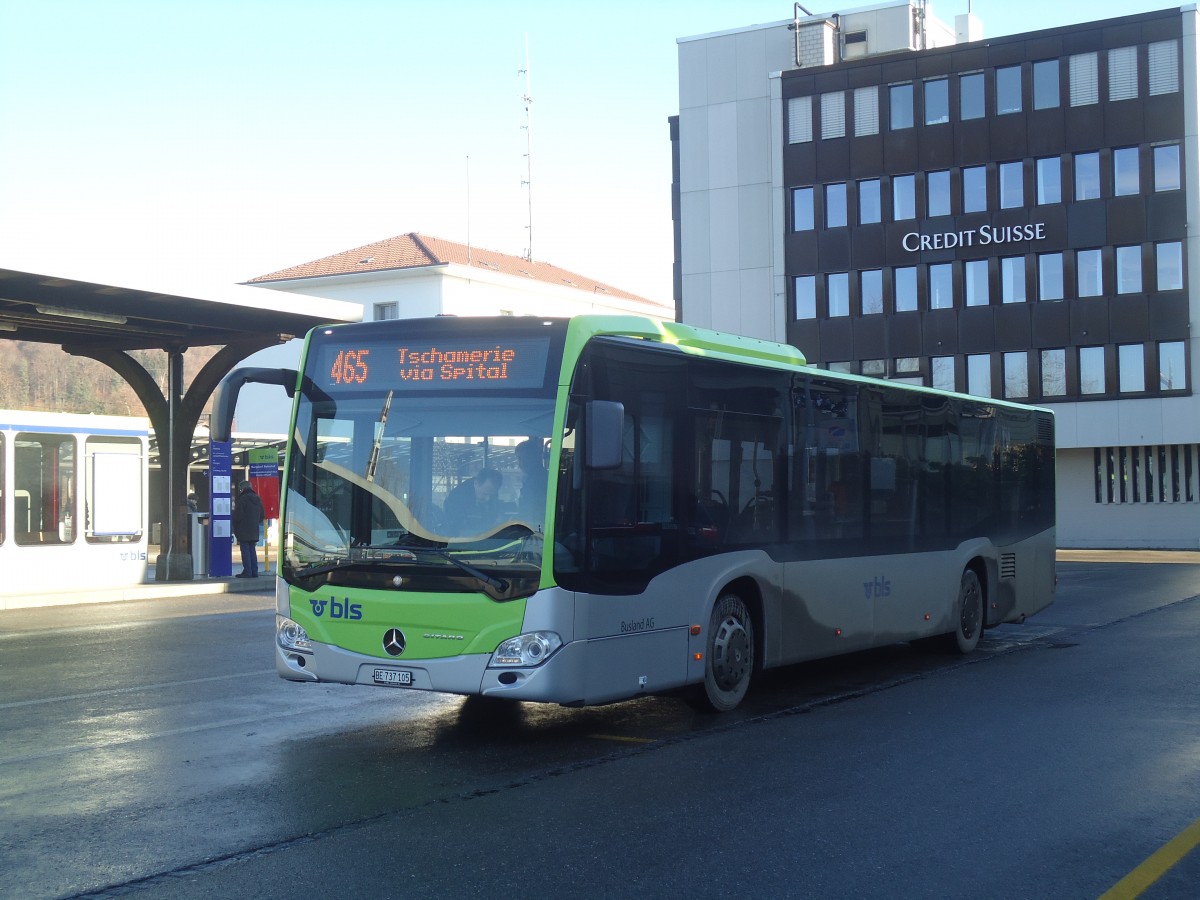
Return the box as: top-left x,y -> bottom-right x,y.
902,222 -> 1048,252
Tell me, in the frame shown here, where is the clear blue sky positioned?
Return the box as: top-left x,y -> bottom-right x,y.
0,1 -> 1179,304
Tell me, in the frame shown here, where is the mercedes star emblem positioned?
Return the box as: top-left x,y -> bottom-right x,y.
382,628 -> 406,657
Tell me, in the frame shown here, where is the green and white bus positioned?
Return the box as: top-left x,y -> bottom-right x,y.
214,315 -> 1055,712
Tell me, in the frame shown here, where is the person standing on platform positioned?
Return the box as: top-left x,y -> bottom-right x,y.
232,480 -> 265,578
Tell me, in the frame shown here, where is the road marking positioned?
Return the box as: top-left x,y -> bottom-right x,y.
1098,816 -> 1200,900
0,669 -> 276,710
588,734 -> 656,744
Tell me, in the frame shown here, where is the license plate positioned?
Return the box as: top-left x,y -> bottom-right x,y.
373,668 -> 413,686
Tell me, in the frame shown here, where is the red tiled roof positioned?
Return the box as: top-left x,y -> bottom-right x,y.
246,232 -> 655,304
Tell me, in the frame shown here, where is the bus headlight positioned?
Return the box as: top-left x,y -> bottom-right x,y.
277,616 -> 314,655
489,632 -> 562,668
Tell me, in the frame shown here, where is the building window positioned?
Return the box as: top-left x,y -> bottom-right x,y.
854,86 -> 879,135
795,276 -> 817,319
1156,242 -> 1183,291
932,356 -> 955,391
1077,249 -> 1103,297
960,72 -> 984,120
1041,349 -> 1066,397
1113,147 -> 1140,196
788,96 -> 813,143
857,178 -> 882,224
828,273 -> 850,316
894,267 -> 917,313
1080,346 -> 1106,394
1001,256 -> 1026,303
893,174 -> 916,220
826,183 -> 847,228
895,358 -> 921,377
1069,52 -> 1098,106
962,165 -> 987,213
374,302 -> 399,320
861,269 -> 884,314
1036,157 -> 1061,204
1075,152 -> 1101,200
999,161 -> 1024,209
1159,341 -> 1186,390
996,66 -> 1022,115
1033,60 -> 1059,109
1095,443 -> 1197,505
793,187 -> 815,231
862,359 -> 886,377
1038,253 -> 1063,301
929,264 -> 953,310
1108,47 -> 1138,102
1119,344 -> 1146,393
1154,144 -> 1181,192
1148,40 -> 1180,96
829,362 -> 856,374
890,83 -> 913,130
967,354 -> 992,397
927,170 -> 951,217
1116,246 -> 1142,295
965,259 -> 989,307
924,78 -> 949,125
1004,352 -> 1029,399
821,91 -> 846,139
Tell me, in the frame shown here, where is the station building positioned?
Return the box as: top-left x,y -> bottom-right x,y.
673,2 -> 1200,548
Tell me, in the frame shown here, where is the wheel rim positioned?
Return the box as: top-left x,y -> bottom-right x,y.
959,573 -> 982,640
711,613 -> 751,692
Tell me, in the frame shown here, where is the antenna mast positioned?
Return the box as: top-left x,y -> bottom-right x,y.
519,35 -> 533,261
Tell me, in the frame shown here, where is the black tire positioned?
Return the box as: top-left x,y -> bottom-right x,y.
688,592 -> 755,712
947,567 -> 984,654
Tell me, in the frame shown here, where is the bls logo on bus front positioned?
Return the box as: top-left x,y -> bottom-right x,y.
310,598 -> 363,620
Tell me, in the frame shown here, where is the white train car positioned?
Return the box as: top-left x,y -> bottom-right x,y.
0,409 -> 149,603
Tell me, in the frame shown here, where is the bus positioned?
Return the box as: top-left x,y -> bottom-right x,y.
0,410 -> 149,604
214,315 -> 1055,711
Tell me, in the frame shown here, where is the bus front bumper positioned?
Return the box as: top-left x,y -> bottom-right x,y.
275,633 -> 592,703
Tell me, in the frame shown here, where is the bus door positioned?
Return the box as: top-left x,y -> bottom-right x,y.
860,387 -> 931,642
783,375 -> 872,659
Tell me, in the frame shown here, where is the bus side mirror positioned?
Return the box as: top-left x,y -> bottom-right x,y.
212,367 -> 300,442
585,400 -> 624,469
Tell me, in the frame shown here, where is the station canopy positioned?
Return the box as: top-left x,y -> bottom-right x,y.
0,260 -> 362,581
0,263 -> 360,350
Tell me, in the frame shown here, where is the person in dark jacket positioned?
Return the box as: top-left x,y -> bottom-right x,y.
232,480 -> 265,578
443,468 -> 503,536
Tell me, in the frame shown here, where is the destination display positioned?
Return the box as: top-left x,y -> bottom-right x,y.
314,336 -> 553,391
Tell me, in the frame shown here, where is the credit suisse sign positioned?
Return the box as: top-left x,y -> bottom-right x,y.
902,222 -> 1048,252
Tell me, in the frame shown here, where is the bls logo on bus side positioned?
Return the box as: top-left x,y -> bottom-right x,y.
309,597 -> 363,620
863,577 -> 891,599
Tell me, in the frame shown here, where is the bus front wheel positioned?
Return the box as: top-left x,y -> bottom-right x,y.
948,567 -> 984,654
689,592 -> 755,712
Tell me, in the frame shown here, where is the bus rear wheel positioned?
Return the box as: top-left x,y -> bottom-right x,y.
689,593 -> 755,712
948,567 -> 984,654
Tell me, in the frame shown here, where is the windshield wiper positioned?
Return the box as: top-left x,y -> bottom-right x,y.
293,547 -> 509,594
293,558 -> 356,578
436,552 -> 509,592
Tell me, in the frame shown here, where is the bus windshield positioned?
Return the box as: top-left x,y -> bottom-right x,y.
284,393 -> 555,577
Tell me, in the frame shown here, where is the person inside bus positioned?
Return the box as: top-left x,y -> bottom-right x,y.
232,480 -> 265,578
443,468 -> 503,536
515,438 -> 548,528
